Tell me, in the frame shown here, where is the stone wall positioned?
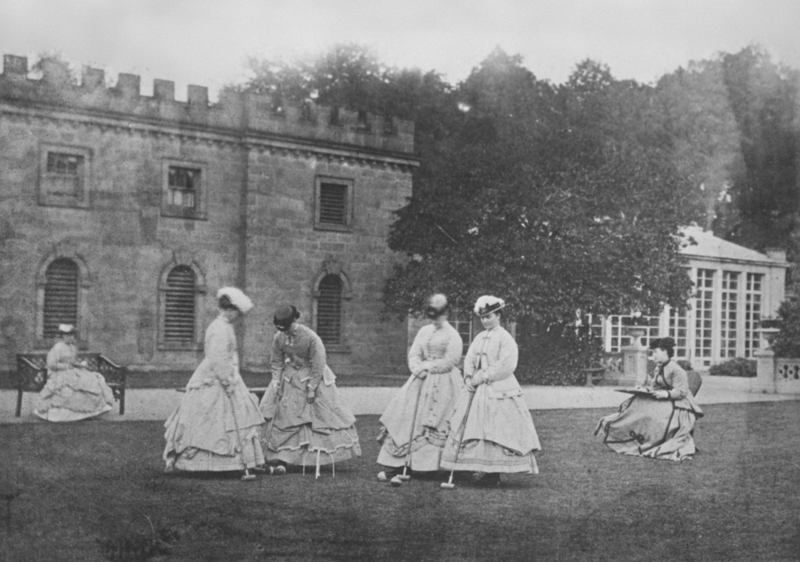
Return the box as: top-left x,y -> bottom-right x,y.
0,54 -> 417,377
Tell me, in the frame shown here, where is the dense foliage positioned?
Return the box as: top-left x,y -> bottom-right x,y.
708,357 -> 757,377
769,291 -> 800,358
239,44 -> 800,381
385,51 -> 697,323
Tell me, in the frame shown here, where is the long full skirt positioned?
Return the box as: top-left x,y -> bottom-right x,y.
163,378 -> 265,472
376,369 -> 463,472
260,365 -> 360,466
594,396 -> 698,461
34,368 -> 116,422
440,386 -> 540,474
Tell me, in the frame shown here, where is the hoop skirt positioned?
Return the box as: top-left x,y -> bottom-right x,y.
440,382 -> 540,474
595,395 -> 699,460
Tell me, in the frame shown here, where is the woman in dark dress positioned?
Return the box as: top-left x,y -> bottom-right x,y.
595,337 -> 703,461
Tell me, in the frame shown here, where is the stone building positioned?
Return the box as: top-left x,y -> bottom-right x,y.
0,54 -> 418,378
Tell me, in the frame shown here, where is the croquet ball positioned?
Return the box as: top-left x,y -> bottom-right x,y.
390,477 -> 402,487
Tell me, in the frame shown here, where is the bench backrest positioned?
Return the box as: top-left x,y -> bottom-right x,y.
16,352 -> 124,391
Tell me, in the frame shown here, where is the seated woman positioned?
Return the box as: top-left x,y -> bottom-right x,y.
595,337 -> 704,461
440,296 -> 540,486
260,305 -> 361,473
376,293 -> 464,482
163,287 -> 265,474
35,324 -> 116,422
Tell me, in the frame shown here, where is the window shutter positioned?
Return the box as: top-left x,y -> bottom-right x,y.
318,183 -> 348,225
164,266 -> 196,343
43,259 -> 79,339
317,275 -> 343,345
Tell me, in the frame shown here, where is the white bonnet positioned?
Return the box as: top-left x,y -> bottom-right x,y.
474,295 -> 506,316
217,287 -> 254,314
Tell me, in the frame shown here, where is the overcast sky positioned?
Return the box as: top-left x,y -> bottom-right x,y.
1,0 -> 798,100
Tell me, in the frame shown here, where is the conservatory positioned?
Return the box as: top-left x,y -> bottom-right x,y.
592,226 -> 789,370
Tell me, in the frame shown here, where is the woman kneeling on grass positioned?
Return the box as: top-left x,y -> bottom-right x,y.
595,337 -> 703,461
163,287 -> 265,475
440,296 -> 541,487
259,305 -> 361,474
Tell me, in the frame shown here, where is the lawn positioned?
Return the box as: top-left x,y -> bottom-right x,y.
1,402 -> 799,562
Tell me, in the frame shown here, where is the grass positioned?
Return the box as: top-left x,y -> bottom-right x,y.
1,402 -> 800,562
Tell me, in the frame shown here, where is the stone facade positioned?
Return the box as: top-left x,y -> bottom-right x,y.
0,54 -> 417,377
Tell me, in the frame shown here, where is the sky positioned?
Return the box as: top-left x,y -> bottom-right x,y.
1,0 -> 799,100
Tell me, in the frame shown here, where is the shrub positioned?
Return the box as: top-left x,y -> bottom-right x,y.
708,357 -> 757,378
770,297 -> 800,358
517,323 -> 604,385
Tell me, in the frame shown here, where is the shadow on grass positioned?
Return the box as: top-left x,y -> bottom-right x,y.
1,402 -> 800,561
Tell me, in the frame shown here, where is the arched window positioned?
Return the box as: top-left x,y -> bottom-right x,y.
158,258 -> 206,351
43,258 -> 79,339
163,266 -> 197,345
316,274 -> 343,346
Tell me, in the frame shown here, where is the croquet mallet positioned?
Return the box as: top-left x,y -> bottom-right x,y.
397,374 -> 426,482
440,388 -> 477,490
226,385 -> 256,481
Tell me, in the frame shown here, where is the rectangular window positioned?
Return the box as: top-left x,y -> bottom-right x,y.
668,307 -> 688,360
604,314 -> 660,353
720,271 -> 739,358
315,177 -> 353,232
47,152 -> 83,176
450,310 -> 475,357
694,269 -> 715,363
745,273 -> 763,358
161,160 -> 207,219
167,167 -> 199,208
39,146 -> 91,208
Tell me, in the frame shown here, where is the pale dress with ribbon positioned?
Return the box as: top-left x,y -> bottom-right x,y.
440,326 -> 540,474
163,315 -> 265,471
377,321 -> 465,471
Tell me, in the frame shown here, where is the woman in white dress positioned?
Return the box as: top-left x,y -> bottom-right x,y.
440,296 -> 541,486
163,287 -> 265,474
376,293 -> 464,481
35,324 -> 116,422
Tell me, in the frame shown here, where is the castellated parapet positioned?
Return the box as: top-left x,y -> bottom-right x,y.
0,54 -> 414,155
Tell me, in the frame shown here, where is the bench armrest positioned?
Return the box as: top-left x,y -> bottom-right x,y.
15,355 -> 48,392
96,355 -> 127,386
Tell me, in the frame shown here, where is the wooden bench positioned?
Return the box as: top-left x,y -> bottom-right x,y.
15,353 -> 127,417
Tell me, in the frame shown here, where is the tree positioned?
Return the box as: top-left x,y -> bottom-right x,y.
720,47 -> 799,253
654,60 -> 743,231
385,51 -> 696,324
239,44 -> 460,192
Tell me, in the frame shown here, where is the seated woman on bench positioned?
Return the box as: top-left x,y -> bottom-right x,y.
34,324 -> 116,422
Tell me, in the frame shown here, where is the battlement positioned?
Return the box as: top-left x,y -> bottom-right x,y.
0,54 -> 414,154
